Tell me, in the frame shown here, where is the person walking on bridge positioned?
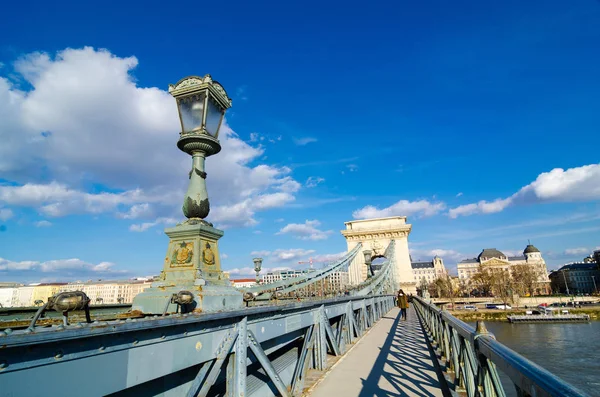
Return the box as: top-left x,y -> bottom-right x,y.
397,289 -> 408,321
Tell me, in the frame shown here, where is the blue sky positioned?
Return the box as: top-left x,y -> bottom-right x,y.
1,0 -> 599,283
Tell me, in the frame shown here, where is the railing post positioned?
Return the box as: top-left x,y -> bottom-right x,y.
473,321 -> 505,397
234,317 -> 248,396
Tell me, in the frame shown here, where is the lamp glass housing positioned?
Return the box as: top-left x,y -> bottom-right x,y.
253,258 -> 263,273
178,92 -> 206,134
205,96 -> 224,137
363,250 -> 373,264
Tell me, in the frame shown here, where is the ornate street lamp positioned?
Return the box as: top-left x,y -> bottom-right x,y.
253,258 -> 263,284
169,75 -> 232,222
363,249 -> 373,278
132,74 -> 242,315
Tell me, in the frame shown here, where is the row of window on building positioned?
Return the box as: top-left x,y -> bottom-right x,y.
0,279 -> 153,308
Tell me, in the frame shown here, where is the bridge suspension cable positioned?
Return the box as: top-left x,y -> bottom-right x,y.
240,243 -> 363,301
354,240 -> 396,296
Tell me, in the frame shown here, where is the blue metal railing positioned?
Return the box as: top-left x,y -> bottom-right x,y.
413,297 -> 590,397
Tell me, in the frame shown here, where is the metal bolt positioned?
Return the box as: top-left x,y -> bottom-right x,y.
0,361 -> 7,370
55,351 -> 64,359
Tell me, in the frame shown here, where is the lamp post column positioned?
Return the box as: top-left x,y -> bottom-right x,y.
183,152 -> 210,219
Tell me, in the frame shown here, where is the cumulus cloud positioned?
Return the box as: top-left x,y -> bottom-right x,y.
129,217 -> 178,232
410,248 -> 466,263
449,164 -> 600,218
293,137 -> 317,146
0,47 -> 300,229
249,248 -> 316,262
409,248 -> 470,274
564,247 -> 590,256
277,219 -> 333,240
0,257 -> 131,282
305,176 -> 325,188
353,199 -> 446,219
0,207 -> 13,221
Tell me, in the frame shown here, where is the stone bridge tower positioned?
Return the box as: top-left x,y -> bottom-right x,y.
341,216 -> 416,294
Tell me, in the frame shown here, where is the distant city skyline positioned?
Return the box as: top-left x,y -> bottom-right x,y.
1,1 -> 599,284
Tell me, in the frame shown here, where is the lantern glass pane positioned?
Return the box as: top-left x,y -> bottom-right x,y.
205,96 -> 223,136
179,92 -> 206,133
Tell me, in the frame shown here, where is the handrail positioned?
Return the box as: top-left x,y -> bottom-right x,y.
412,297 -> 590,397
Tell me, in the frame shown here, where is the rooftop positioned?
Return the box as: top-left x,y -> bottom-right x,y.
556,262 -> 599,271
478,248 -> 506,260
411,261 -> 434,269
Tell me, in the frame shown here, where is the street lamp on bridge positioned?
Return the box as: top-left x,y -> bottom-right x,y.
363,249 -> 374,278
253,257 -> 263,284
132,75 -> 243,315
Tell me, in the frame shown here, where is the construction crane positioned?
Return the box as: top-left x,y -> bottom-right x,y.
298,258 -> 315,269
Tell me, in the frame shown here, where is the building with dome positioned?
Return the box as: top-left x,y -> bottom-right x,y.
457,244 -> 551,295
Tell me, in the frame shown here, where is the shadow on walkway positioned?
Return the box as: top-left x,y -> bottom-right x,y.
357,307 -> 445,397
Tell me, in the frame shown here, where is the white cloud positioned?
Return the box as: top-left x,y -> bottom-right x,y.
117,203 -> 154,219
353,199 -> 446,219
305,176 -> 325,188
346,164 -> 359,172
409,248 -> 469,274
0,47 -> 300,229
310,251 -> 346,264
502,250 -> 524,258
277,219 -> 333,241
456,192 -> 463,197
129,217 -> 178,232
448,198 -> 512,218
564,247 -> 590,256
0,257 -> 130,281
449,164 -> 600,218
35,220 -> 52,227
293,137 -> 317,146
0,208 -> 13,221
250,248 -> 316,262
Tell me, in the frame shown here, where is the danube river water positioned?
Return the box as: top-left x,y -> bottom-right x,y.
476,321 -> 600,396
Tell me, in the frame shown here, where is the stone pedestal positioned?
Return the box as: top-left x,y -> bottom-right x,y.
132,221 -> 243,314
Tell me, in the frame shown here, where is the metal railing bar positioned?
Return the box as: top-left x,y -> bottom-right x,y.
413,297 -> 590,397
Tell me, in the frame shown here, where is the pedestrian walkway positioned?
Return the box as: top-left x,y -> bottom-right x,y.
308,307 -> 446,397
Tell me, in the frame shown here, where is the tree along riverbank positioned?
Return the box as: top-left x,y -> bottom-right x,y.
449,307 -> 600,322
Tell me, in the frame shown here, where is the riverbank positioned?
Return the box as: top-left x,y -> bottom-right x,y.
449,307 -> 600,322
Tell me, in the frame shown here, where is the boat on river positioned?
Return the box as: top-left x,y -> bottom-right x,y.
507,306 -> 590,323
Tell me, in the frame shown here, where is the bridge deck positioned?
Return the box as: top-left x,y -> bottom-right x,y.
308,307 -> 446,397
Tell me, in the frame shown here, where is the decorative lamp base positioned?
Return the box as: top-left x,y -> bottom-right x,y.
131,221 -> 243,315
